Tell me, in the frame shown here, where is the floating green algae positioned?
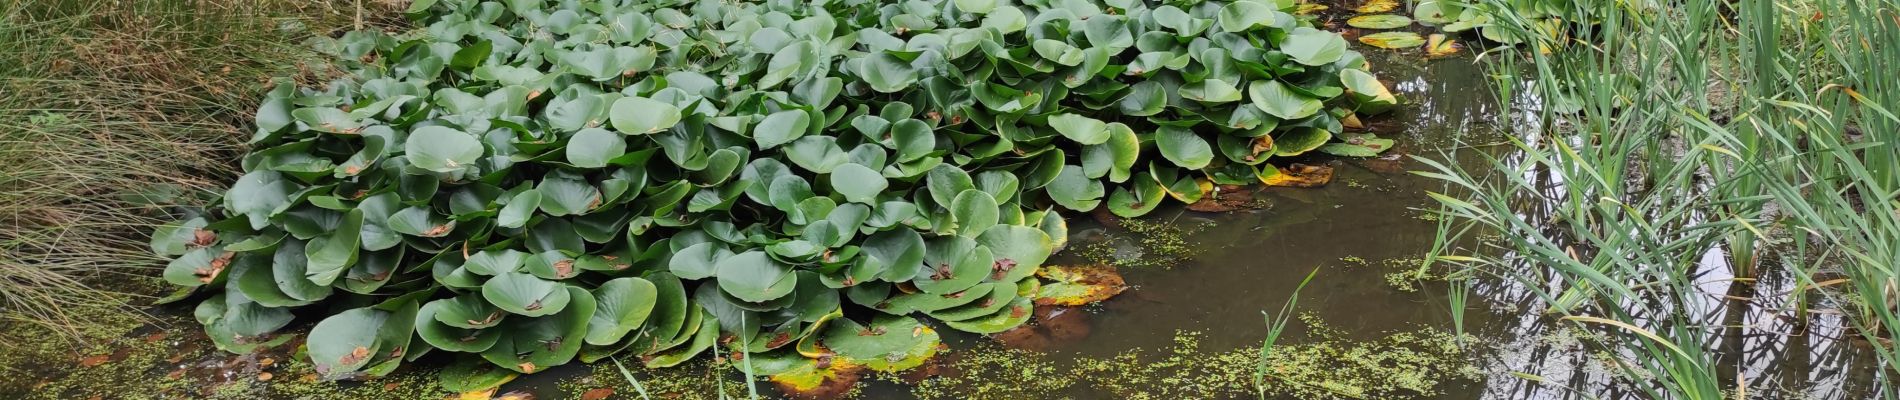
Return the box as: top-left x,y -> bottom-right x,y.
912,317 -> 1480,400
1075,218 -> 1215,269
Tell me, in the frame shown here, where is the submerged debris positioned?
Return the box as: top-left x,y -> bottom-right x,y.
1186,185 -> 1271,213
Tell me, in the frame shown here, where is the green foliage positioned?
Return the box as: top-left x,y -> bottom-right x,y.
155,0 -> 1395,387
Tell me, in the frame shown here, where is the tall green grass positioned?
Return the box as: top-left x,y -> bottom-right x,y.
1423,0 -> 1900,397
0,0 -> 356,337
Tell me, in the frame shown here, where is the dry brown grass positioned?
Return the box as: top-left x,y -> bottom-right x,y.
0,0 -> 379,338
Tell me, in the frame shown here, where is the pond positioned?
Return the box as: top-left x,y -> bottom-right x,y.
2,36 -> 1887,400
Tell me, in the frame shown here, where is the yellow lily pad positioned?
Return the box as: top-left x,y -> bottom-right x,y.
1034,264 -> 1127,306
1359,32 -> 1427,49
1346,15 -> 1413,30
1260,163 -> 1335,188
1426,34 -> 1461,58
1355,0 -> 1400,13
769,356 -> 865,397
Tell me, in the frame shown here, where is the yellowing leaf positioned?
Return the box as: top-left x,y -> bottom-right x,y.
1034,264 -> 1127,306
1355,0 -> 1400,13
770,357 -> 864,395
1426,34 -> 1461,58
1261,164 -> 1335,188
1359,32 -> 1427,49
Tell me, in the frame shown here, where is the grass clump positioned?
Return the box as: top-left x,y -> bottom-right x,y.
0,0 -> 355,335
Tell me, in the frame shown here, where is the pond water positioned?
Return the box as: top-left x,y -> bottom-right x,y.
6,32 -> 1889,400
519,46 -> 1885,399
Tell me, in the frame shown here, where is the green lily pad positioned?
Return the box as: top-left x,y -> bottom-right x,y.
481,271 -> 572,317
1347,14 -> 1413,30
942,296 -> 1033,334
1359,31 -> 1428,49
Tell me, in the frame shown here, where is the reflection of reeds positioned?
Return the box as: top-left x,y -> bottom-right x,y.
1422,0 -> 1900,398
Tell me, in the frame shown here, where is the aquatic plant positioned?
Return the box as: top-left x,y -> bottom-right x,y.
150,0 -> 1398,388
1422,0 -> 1900,397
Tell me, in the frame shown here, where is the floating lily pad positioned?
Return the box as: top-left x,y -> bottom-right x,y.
1346,15 -> 1413,30
1034,264 -> 1127,306
1426,33 -> 1461,58
879,282 -> 995,314
438,355 -> 518,393
1319,133 -> 1397,157
942,296 -> 1033,334
822,315 -> 940,372
1359,32 -> 1428,49
768,356 -> 864,398
1355,0 -> 1400,13
1260,163 -> 1336,188
927,280 -> 1021,321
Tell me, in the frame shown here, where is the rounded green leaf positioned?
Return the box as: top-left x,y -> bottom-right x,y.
1250,80 -> 1323,120
953,0 -> 996,14
668,242 -> 729,280
417,300 -> 504,353
609,96 -> 681,134
976,224 -> 1053,282
951,189 -> 999,238
1275,127 -> 1334,157
585,277 -> 658,345
482,286 -> 595,373
830,163 -> 888,204
433,294 -> 507,329
1047,113 -> 1110,145
1156,126 -> 1214,170
307,307 -> 390,378
565,128 -> 626,168
715,251 -> 797,302
405,126 -> 484,173
942,296 -> 1033,333
481,271 -> 572,317
1181,79 -> 1243,103
1046,165 -> 1105,211
1280,27 -> 1348,66
914,237 -> 990,294
755,110 -> 811,150
862,52 -> 918,93
497,190 -> 541,229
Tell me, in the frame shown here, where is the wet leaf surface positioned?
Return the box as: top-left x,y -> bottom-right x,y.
1034,264 -> 1128,306
1262,164 -> 1337,188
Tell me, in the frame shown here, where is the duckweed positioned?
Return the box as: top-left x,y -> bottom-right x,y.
912,319 -> 1479,399
1077,219 -> 1214,269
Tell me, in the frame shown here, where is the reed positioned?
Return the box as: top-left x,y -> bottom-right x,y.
1422,0 -> 1900,397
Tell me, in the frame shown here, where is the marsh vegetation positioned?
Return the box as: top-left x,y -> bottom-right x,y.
3,0 -> 1899,399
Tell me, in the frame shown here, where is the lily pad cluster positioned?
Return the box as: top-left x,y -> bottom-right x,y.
152,0 -> 1398,388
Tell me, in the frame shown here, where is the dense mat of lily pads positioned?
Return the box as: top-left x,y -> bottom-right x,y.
151,0 -> 1396,389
